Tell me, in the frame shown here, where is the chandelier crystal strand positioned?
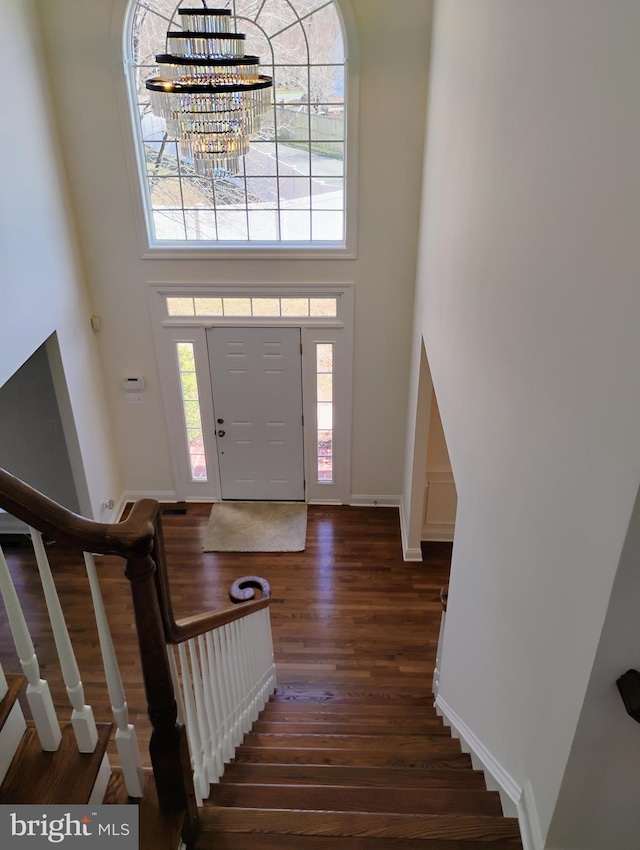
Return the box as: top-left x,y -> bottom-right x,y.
145,6 -> 273,176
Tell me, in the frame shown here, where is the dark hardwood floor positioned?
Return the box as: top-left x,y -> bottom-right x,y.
0,504 -> 451,768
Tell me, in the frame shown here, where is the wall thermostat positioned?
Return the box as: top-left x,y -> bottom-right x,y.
121,376 -> 146,391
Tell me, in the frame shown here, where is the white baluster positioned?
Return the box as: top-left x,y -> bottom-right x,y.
203,630 -> 225,777
30,530 -> 98,752
252,610 -> 265,708
228,619 -> 244,735
250,611 -> 266,717
0,543 -> 61,750
0,658 -> 8,699
264,607 -> 277,697
256,610 -> 268,707
224,622 -> 242,749
234,616 -> 252,732
168,645 -> 186,728
83,552 -> 144,795
175,644 -> 207,805
197,633 -> 222,783
212,627 -> 233,761
433,606 -> 446,698
187,638 -> 216,789
240,612 -> 256,721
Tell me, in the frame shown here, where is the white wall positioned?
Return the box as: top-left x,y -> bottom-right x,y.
547,484 -> 640,848
423,391 -> 457,541
0,345 -> 80,512
33,0 -> 432,501
0,0 -> 121,518
408,0 -> 640,844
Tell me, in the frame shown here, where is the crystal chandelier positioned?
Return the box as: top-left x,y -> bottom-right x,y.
145,5 -> 273,176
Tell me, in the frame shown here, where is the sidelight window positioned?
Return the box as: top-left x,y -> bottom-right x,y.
316,343 -> 334,483
176,342 -> 208,481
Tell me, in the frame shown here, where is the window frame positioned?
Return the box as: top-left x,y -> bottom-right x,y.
148,283 -> 354,503
122,0 -> 359,259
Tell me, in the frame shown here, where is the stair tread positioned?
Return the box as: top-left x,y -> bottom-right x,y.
241,732 -> 462,751
232,747 -> 472,769
198,807 -> 523,841
221,763 -> 488,789
0,722 -> 112,804
253,721 -> 451,735
0,674 -> 25,731
196,834 -> 522,850
261,703 -> 440,718
210,783 -> 503,816
209,684 -> 521,847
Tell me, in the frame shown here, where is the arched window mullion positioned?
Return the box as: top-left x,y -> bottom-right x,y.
126,0 -> 348,248
253,0 -> 270,27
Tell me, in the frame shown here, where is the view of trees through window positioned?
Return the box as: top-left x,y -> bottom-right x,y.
129,0 -> 347,243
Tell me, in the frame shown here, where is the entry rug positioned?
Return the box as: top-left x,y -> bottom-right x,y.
203,501 -> 307,552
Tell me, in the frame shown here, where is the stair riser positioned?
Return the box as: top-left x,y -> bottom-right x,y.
211,784 -> 504,816
202,690 -> 521,848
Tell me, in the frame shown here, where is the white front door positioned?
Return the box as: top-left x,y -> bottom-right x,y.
207,327 -> 305,501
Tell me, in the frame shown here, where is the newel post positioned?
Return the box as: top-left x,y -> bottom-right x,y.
124,549 -> 199,841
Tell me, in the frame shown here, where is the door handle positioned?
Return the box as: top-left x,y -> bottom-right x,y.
217,430 -> 226,437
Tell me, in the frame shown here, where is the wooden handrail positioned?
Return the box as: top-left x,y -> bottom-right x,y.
151,515 -> 271,645
170,597 -> 269,644
0,467 -> 197,836
168,576 -> 271,644
0,466 -> 273,845
0,467 -> 156,557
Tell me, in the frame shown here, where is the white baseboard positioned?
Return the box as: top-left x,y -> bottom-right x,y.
122,490 -> 178,503
399,498 -> 423,561
435,694 -> 542,850
350,494 -> 401,507
422,521 -> 455,542
110,491 -> 179,520
308,499 -> 344,506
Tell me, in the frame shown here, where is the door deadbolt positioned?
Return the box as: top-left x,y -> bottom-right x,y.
217,418 -> 224,424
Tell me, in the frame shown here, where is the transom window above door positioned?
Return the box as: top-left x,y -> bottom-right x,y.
166,294 -> 337,318
124,0 -> 355,256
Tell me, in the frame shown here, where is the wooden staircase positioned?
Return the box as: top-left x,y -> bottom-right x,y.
0,674 -> 112,805
194,683 -> 524,849
0,486 -> 524,849
0,677 -> 524,850
0,672 -> 186,848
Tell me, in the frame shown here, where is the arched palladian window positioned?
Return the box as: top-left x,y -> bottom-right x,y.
124,0 -> 351,251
